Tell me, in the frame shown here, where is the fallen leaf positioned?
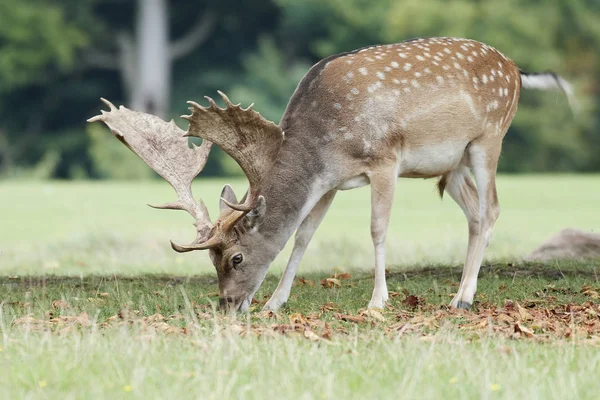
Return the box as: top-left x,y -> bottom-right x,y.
333,313 -> 366,324
320,302 -> 341,312
582,289 -> 600,299
514,322 -> 535,337
333,273 -> 351,280
255,310 -> 280,320
516,302 -> 533,321
304,329 -> 320,341
320,278 -> 341,288
359,309 -> 386,322
51,300 -> 70,310
296,277 -> 315,286
402,295 -> 421,309
289,312 -> 310,326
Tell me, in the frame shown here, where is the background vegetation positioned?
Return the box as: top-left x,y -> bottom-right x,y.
0,0 -> 599,180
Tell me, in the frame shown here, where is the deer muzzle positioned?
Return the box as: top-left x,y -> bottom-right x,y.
219,296 -> 251,313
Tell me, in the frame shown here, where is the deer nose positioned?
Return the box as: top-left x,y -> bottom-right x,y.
219,296 -> 236,312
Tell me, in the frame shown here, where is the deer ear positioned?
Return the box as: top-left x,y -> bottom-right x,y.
243,196 -> 266,231
219,184 -> 238,213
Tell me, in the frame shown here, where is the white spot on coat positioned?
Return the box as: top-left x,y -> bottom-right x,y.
359,67 -> 368,76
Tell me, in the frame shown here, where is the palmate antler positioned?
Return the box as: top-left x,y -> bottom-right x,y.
183,91 -> 283,212
88,93 -> 283,253
87,99 -> 215,251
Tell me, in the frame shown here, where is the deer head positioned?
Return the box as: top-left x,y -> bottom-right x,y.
88,93 -> 283,312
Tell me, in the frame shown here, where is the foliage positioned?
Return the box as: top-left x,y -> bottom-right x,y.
0,0 -> 91,92
0,0 -> 599,177
87,124 -> 155,180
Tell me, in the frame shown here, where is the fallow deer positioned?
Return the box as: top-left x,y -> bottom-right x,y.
89,37 -> 575,312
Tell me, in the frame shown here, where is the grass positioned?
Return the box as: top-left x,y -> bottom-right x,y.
0,176 -> 599,399
1,175 -> 599,275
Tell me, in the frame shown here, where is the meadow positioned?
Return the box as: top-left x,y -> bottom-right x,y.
1,175 -> 599,399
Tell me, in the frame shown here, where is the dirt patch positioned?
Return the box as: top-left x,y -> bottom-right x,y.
527,228 -> 600,261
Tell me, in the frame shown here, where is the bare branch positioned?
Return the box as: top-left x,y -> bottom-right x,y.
169,11 -> 217,60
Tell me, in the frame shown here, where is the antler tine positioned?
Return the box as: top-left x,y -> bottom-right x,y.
170,234 -> 221,253
204,96 -> 219,110
185,91 -> 284,218
100,97 -> 117,111
217,90 -> 238,108
88,99 -> 217,251
87,98 -> 118,123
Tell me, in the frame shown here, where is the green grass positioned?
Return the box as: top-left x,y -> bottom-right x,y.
1,175 -> 599,275
0,176 -> 599,399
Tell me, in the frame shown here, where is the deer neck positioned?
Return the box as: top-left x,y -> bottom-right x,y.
256,136 -> 330,253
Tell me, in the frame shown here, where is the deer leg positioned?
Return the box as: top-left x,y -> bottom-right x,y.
368,168 -> 397,309
442,166 -> 480,305
450,142 -> 501,308
263,190 -> 337,311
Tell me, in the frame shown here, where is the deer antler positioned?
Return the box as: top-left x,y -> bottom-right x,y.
87,98 -> 216,252
183,91 -> 283,212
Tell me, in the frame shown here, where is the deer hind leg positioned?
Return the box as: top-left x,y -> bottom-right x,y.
368,167 -> 397,309
449,140 -> 501,308
263,190 -> 337,311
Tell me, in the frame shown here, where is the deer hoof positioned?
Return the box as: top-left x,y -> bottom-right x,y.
263,298 -> 286,311
455,301 -> 472,309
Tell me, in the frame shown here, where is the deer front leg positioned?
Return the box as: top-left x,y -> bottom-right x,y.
263,191 -> 337,311
368,168 -> 397,309
450,142 -> 501,308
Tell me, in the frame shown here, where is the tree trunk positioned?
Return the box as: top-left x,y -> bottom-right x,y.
131,0 -> 170,118
86,1 -> 216,119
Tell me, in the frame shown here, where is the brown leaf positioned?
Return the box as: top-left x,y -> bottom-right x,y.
514,322 -> 535,337
51,300 -> 70,310
296,277 -> 315,287
359,309 -> 386,322
255,310 -> 280,320
321,278 -> 341,288
333,273 -> 351,280
516,302 -> 533,321
582,289 -> 600,299
289,312 -> 310,326
334,313 -> 366,324
303,329 -> 320,341
320,302 -> 341,312
402,295 -> 421,309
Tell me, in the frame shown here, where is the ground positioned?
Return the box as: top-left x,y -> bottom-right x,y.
0,176 -> 599,399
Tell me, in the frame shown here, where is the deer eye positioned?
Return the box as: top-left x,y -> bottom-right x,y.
231,253 -> 243,266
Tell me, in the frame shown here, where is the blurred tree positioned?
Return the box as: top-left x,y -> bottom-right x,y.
273,0 -> 600,173
0,0 -> 91,92
0,0 -> 598,178
86,0 -> 217,118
